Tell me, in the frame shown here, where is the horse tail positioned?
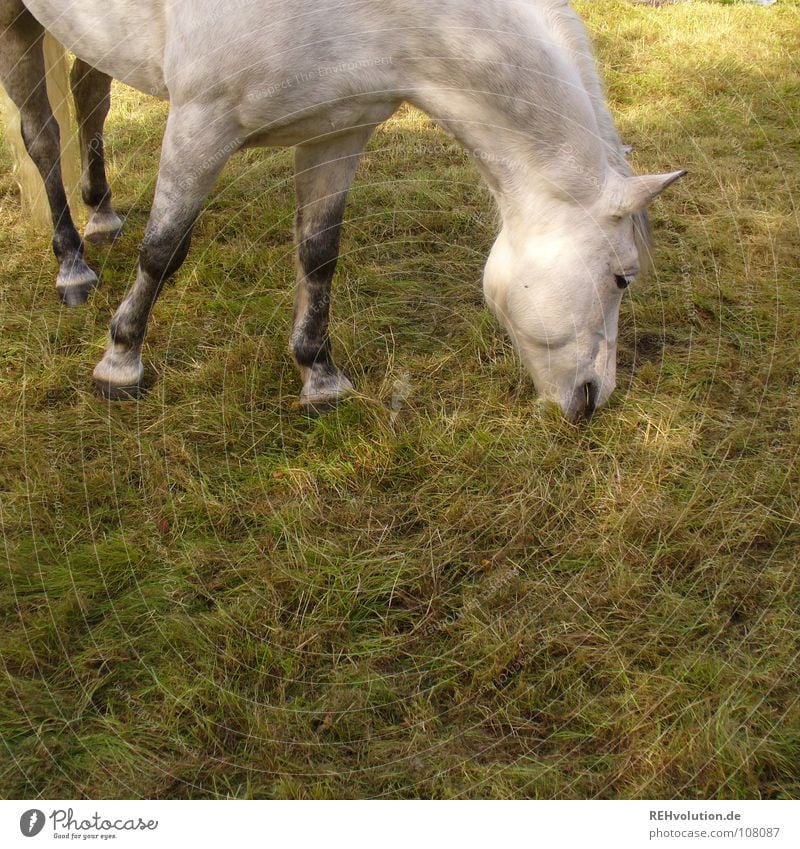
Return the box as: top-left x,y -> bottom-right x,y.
0,32 -> 82,231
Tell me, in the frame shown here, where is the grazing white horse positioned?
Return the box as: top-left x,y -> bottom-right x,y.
15,0 -> 683,419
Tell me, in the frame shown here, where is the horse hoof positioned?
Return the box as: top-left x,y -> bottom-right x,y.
92,352 -> 145,401
299,371 -> 354,416
300,395 -> 351,417
58,281 -> 96,307
56,263 -> 99,307
94,379 -> 144,401
85,211 -> 124,244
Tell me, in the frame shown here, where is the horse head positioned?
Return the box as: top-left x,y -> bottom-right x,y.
483,168 -> 686,421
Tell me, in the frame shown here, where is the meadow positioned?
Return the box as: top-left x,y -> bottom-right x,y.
0,0 -> 798,798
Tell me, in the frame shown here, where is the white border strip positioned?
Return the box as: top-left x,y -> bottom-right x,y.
2,800 -> 798,849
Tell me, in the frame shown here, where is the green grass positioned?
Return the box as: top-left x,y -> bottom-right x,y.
0,0 -> 798,799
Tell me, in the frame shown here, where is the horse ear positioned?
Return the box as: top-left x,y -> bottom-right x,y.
607,169 -> 687,217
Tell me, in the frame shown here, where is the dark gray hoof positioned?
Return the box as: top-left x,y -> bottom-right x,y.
299,395 -> 352,417
85,225 -> 123,245
57,279 -> 97,307
298,370 -> 355,416
94,378 -> 144,401
85,211 -> 124,244
56,261 -> 99,307
92,350 -> 145,401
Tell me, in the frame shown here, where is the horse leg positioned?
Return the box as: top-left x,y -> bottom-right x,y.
93,106 -> 238,399
70,59 -> 123,243
0,1 -> 97,305
292,130 -> 372,414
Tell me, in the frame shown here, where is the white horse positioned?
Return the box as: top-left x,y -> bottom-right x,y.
10,0 -> 684,419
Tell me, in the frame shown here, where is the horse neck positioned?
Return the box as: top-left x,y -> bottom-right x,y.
404,0 -> 610,229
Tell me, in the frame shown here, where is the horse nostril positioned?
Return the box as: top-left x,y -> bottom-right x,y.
583,381 -> 598,418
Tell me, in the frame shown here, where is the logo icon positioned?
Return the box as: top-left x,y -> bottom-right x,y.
19,810 -> 45,837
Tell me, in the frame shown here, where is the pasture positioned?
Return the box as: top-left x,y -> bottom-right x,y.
0,0 -> 798,798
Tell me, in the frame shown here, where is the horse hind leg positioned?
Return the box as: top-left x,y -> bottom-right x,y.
0,3 -> 97,305
70,59 -> 123,243
292,129 -> 374,414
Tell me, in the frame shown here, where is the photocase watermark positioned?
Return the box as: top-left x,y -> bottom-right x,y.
177,136 -> 243,190
560,140 -> 604,192
19,809 -> 45,838
245,57 -> 394,103
472,146 -> 525,174
110,683 -> 196,759
389,371 -> 413,422
18,807 -> 158,838
417,563 -> 520,640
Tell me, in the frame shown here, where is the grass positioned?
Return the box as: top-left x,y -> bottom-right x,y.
0,0 -> 798,799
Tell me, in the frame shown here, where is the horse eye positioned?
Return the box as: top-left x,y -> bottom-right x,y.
615,274 -> 633,290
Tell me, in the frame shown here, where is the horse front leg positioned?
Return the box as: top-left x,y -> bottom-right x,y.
70,59 -> 123,243
292,129 -> 373,414
93,106 -> 238,398
0,1 -> 97,305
